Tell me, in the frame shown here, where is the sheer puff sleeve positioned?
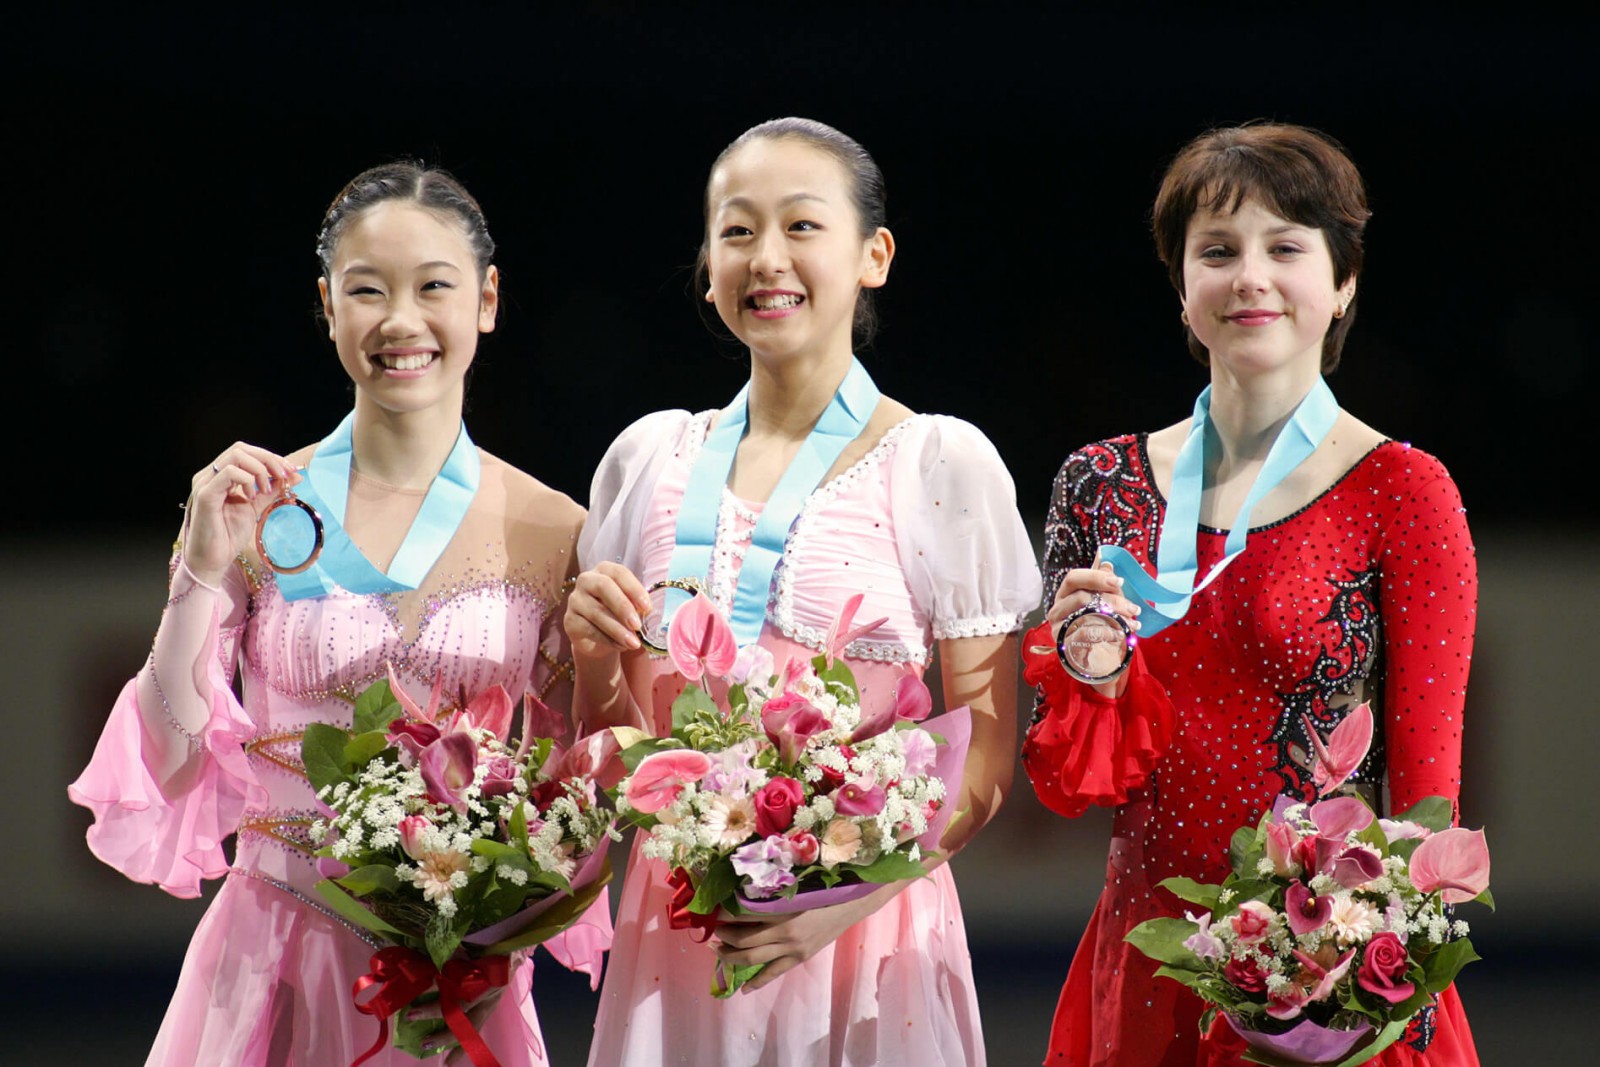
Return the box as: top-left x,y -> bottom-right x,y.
68,550 -> 265,898
1022,442 -> 1176,818
578,409 -> 693,572
888,415 -> 1042,639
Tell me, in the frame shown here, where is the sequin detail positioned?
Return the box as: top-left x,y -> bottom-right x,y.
228,867 -> 385,950
1025,433 -> 1478,1063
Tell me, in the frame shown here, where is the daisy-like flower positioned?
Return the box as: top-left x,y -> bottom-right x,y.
1327,893 -> 1380,945
702,794 -> 759,849
819,819 -> 863,867
411,849 -> 471,904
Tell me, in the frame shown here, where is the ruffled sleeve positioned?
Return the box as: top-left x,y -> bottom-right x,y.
1020,623 -> 1175,817
1375,456 -> 1477,813
1022,441 -> 1176,818
578,409 -> 693,572
67,552 -> 266,898
888,415 -> 1042,639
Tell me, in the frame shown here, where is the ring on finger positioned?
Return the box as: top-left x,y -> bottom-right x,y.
212,462 -> 220,474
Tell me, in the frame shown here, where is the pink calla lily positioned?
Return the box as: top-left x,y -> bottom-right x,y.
1330,844 -> 1385,888
850,673 -> 934,742
520,689 -> 573,753
668,593 -> 738,682
1409,827 -> 1491,903
834,773 -> 887,817
823,593 -> 889,668
1303,702 -> 1373,796
1285,882 -> 1333,936
761,692 -> 831,765
420,731 -> 479,811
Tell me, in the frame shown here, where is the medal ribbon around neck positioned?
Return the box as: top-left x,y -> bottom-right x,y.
1099,376 -> 1339,638
665,356 -> 880,647
269,411 -> 480,602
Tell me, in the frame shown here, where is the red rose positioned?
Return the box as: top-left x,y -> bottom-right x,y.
1223,955 -> 1269,993
754,777 -> 806,838
1356,931 -> 1415,1005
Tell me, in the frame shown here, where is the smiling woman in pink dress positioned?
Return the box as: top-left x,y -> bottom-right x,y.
564,118 -> 1041,1067
70,163 -> 607,1066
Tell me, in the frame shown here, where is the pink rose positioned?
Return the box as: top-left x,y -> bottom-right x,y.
754,777 -> 805,837
761,692 -> 830,765
1229,901 -> 1275,944
785,829 -> 820,866
1357,931 -> 1415,1004
1264,820 -> 1302,878
624,749 -> 714,814
1409,827 -> 1491,904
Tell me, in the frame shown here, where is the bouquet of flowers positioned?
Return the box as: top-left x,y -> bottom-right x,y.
304,666 -> 617,1066
1125,704 -> 1492,1067
613,593 -> 970,997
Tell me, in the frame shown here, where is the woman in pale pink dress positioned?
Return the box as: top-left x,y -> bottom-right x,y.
69,163 -> 608,1066
565,118 -> 1041,1067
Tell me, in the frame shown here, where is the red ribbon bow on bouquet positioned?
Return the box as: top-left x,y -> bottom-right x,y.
667,866 -> 718,943
350,945 -> 511,1067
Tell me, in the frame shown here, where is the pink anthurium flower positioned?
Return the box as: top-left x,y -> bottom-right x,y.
824,593 -> 889,668
624,749 -> 714,814
389,662 -> 446,723
668,593 -> 738,682
458,684 -> 514,742
1302,703 -> 1373,796
1409,827 -> 1491,903
1310,795 -> 1376,842
420,731 -> 479,811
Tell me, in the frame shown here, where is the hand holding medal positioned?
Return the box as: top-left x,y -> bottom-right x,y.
1042,559 -> 1141,687
182,443 -> 302,586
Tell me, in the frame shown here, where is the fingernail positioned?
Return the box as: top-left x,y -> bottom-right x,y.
1112,576 -> 1124,587
1131,619 -> 1143,631
1130,604 -> 1141,615
626,615 -> 640,630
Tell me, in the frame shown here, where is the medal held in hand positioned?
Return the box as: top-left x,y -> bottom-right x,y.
255,480 -> 324,575
638,577 -> 707,656
1055,593 -> 1134,685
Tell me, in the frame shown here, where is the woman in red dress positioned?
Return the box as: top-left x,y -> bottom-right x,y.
1022,124 -> 1479,1066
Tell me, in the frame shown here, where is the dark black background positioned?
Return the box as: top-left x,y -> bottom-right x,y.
9,6 -> 1596,536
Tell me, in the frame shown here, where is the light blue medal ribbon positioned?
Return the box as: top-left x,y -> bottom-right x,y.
665,357 -> 880,646
1100,377 -> 1339,637
273,412 -> 480,602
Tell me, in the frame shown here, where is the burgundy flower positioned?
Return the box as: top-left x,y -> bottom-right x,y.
761,692 -> 830,765
1285,882 -> 1333,936
754,777 -> 805,838
1356,931 -> 1415,1004
1224,955 -> 1269,993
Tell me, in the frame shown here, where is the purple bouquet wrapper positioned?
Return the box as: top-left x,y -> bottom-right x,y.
1226,1015 -> 1374,1064
462,842 -> 609,946
735,706 -> 972,916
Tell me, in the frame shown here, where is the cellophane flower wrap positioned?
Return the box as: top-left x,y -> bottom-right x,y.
303,666 -> 617,1065
612,593 -> 971,997
1124,705 -> 1492,1067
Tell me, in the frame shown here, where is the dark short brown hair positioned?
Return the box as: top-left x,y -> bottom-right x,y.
1152,124 -> 1371,372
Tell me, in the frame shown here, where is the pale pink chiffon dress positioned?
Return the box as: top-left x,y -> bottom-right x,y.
581,411 -> 1041,1067
70,453 -> 611,1066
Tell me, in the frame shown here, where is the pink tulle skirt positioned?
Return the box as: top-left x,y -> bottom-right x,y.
587,842 -> 986,1067
146,873 -> 550,1067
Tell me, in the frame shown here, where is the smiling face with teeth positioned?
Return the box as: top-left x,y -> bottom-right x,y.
704,137 -> 892,369
318,200 -> 499,419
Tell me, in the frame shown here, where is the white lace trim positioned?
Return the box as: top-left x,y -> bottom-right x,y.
707,489 -> 758,618
932,611 -> 1030,641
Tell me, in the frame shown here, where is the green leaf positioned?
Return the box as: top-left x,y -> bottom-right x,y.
509,795 -> 530,851
1156,876 -> 1221,911
849,850 -> 929,884
1151,963 -> 1205,991
1471,887 -> 1495,911
712,960 -> 767,999
1124,917 -> 1204,968
313,879 -> 406,938
425,911 -> 463,969
671,685 -> 720,736
1391,795 -> 1454,833
343,731 -> 392,769
1228,825 -> 1262,876
812,655 -> 859,698
480,860 -> 613,955
689,856 -> 739,915
335,864 -> 400,897
470,839 -> 521,862
302,722 -> 354,794
1389,838 -> 1422,862
1420,937 -> 1481,993
1355,819 -> 1390,853
352,679 -> 404,734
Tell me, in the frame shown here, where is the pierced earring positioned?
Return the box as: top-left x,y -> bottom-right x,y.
1334,296 -> 1351,319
